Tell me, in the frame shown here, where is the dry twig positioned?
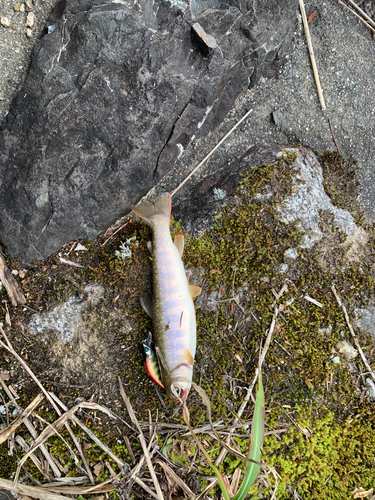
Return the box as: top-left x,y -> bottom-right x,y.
215,306 -> 279,466
119,377 -> 164,500
170,108 -> 253,196
0,376 -> 61,478
331,285 -> 375,383
298,0 -> 326,109
328,118 -> 342,155
156,460 -> 196,498
0,249 -> 26,306
0,393 -> 44,444
337,0 -> 375,33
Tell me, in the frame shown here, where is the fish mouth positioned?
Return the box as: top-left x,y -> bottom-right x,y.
170,387 -> 189,403
172,377 -> 191,405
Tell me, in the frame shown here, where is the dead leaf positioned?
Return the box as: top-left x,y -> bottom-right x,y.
0,371 -> 10,381
24,353 -> 28,360
352,488 -> 374,499
93,462 -> 104,476
307,11 -> 317,23
209,269 -> 222,274
83,441 -> 92,451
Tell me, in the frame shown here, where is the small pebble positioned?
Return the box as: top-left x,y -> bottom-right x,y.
26,28 -> 32,38
336,340 -> 358,361
11,269 -> 19,275
26,11 -> 34,27
14,3 -> 22,12
366,378 -> 375,398
1,16 -> 11,27
75,243 -> 87,252
25,0 -> 33,11
330,355 -> 340,364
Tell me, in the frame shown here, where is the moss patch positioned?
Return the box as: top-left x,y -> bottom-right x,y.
1,150 -> 375,498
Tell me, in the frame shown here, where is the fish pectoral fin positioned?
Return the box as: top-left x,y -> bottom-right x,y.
140,293 -> 153,318
189,284 -> 202,298
174,234 -> 184,258
184,348 -> 195,365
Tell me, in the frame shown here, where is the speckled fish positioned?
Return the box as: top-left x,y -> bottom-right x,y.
131,193 -> 201,402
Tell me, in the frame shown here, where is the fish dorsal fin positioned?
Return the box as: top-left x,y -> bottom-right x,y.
131,193 -> 171,226
184,348 -> 195,365
174,234 -> 184,258
189,285 -> 201,298
140,293 -> 153,318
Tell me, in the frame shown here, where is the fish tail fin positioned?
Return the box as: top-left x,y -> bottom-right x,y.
131,192 -> 171,226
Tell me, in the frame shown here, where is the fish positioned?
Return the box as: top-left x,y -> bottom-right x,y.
131,192 -> 201,402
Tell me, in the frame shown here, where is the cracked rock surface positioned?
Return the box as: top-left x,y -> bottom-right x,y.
0,0 -> 297,263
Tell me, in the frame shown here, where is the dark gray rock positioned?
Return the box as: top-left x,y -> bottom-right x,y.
272,109 -> 284,126
0,0 -> 297,263
172,143 -> 282,236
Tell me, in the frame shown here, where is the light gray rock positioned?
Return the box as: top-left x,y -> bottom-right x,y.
354,303 -> 375,344
28,283 -> 104,343
278,149 -> 368,261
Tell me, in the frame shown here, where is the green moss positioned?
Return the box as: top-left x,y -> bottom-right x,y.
264,405 -> 375,499
4,149 -> 375,499
0,442 -> 18,479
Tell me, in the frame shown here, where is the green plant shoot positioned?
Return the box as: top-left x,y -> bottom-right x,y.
182,369 -> 265,499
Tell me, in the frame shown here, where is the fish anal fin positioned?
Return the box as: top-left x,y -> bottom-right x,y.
189,284 -> 202,298
174,234 -> 184,258
140,293 -> 153,318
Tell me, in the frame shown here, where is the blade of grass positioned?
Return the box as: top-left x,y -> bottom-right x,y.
233,371 -> 265,500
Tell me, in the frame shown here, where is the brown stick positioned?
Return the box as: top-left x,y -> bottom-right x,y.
298,0 -> 326,110
0,478 -> 74,500
331,285 -> 375,383
0,249 -> 26,306
119,377 -> 164,500
215,306 -> 279,466
170,108 -> 253,197
156,460 -> 196,498
0,377 -> 61,478
346,0 -> 375,28
337,0 -> 375,33
328,118 -> 342,155
0,393 -> 44,444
